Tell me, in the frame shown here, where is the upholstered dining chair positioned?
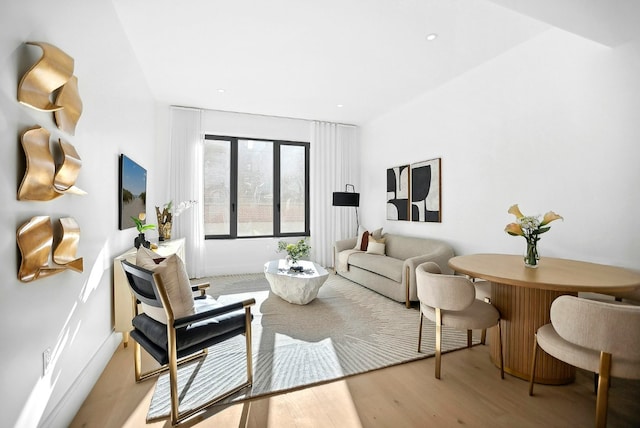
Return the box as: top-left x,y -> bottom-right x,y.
416,262 -> 504,379
529,295 -> 640,428
121,259 -> 255,426
469,278 -> 492,344
604,288 -> 640,305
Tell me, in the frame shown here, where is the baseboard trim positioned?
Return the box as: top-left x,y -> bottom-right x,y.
40,331 -> 122,428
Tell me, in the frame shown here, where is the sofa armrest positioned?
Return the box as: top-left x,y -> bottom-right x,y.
335,237 -> 357,252
402,251 -> 455,307
333,237 -> 357,268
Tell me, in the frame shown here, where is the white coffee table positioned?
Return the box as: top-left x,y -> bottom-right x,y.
264,259 -> 329,305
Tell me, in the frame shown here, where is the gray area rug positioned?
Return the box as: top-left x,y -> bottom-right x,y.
147,273 -> 479,421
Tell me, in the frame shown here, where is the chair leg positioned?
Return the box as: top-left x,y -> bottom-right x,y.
245,306 -> 254,385
595,352 -> 612,428
417,310 -> 424,353
480,297 -> 490,345
497,320 -> 504,379
467,330 -> 472,348
134,340 -> 142,382
529,334 -> 539,396
167,329 -> 180,426
435,308 -> 442,379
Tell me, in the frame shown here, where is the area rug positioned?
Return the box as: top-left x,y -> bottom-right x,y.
147,272 -> 479,421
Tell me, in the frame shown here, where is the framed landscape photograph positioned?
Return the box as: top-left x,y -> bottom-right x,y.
118,154 -> 147,230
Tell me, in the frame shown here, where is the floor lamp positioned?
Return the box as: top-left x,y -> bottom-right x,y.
332,184 -> 360,232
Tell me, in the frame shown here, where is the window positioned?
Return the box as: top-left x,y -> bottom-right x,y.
203,135 -> 309,239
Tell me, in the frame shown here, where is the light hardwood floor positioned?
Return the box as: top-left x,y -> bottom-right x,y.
71,339 -> 639,428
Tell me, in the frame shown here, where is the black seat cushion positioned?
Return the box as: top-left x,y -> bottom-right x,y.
131,299 -> 247,365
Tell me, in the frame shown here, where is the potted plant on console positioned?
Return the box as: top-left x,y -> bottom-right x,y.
131,213 -> 155,249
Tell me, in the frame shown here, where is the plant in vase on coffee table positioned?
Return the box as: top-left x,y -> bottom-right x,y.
277,238 -> 311,271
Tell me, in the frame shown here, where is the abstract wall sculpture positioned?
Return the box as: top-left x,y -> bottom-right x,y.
18,126 -> 86,201
386,165 -> 410,221
410,158 -> 441,222
18,42 -> 83,134
18,42 -> 74,112
16,216 -> 83,282
54,75 -> 83,135
53,217 -> 84,271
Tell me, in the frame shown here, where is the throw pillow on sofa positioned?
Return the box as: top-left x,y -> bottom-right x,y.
354,226 -> 384,251
366,236 -> 386,255
135,247 -> 196,324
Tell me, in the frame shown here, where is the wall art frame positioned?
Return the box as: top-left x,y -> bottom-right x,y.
386,165 -> 410,221
410,157 -> 441,223
119,154 -> 148,230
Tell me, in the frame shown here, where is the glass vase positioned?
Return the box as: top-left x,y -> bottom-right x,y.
287,256 -> 303,272
524,240 -> 539,268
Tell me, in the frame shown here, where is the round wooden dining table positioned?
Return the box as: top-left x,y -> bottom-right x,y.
448,254 -> 640,384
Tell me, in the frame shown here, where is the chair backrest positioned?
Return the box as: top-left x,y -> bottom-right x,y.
551,295 -> 640,359
121,260 -> 164,309
416,262 -> 475,311
613,287 -> 640,304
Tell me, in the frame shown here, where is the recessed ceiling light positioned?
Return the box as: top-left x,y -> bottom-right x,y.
217,88 -> 226,93
337,104 -> 344,108
426,33 -> 438,41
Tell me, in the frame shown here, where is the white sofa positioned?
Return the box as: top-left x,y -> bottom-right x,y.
334,233 -> 455,307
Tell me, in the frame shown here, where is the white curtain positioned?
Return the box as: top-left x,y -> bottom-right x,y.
310,121 -> 359,267
169,106 -> 206,278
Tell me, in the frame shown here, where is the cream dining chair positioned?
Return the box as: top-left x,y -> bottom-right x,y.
416,262 -> 504,379
529,295 -> 640,428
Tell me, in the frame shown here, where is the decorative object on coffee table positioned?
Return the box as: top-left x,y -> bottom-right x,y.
264,259 -> 329,304
504,204 -> 563,268
277,238 -> 310,271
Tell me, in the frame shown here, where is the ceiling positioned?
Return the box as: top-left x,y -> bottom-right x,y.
112,0 -> 639,126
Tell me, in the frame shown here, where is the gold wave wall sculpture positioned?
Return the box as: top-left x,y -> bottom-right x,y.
18,42 -> 74,112
18,127 -> 86,201
54,75 -> 82,135
18,42 -> 83,134
53,218 -> 84,272
16,216 -> 83,282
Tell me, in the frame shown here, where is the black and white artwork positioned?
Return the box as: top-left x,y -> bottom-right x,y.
386,165 -> 410,221
410,158 -> 441,222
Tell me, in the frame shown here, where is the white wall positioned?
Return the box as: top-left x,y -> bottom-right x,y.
200,109 -> 312,275
0,1 -> 159,426
360,27 -> 640,269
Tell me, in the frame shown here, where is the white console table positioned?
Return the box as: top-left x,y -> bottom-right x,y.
113,238 -> 185,346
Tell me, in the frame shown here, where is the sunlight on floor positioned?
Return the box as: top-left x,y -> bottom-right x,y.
267,380 -> 363,427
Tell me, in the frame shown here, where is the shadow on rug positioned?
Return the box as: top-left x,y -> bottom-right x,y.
147,273 -> 480,421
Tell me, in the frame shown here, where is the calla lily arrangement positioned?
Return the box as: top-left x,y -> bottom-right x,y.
505,204 -> 563,267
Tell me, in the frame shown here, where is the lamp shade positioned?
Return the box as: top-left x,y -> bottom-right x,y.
332,192 -> 360,207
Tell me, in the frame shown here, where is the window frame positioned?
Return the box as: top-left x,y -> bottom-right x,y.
203,134 -> 310,240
